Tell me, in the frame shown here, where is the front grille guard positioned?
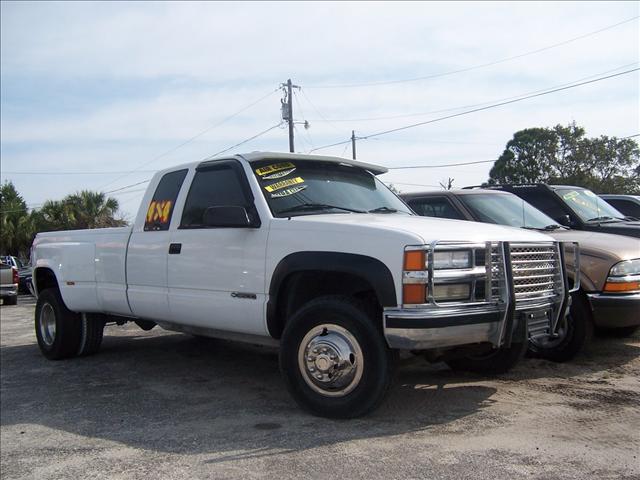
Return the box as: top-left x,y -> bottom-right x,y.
419,240 -> 578,348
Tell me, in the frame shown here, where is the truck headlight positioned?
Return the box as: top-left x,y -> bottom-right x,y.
433,250 -> 471,270
604,259 -> 640,293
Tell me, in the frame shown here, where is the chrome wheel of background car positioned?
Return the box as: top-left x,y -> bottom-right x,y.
297,324 -> 364,397
39,303 -> 56,347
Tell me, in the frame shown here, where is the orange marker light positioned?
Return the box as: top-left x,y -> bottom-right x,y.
603,281 -> 640,293
403,284 -> 426,304
404,250 -> 426,271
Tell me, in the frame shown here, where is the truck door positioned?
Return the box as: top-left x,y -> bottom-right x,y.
127,169 -> 188,321
167,160 -> 268,336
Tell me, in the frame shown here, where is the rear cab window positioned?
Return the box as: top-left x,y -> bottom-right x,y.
144,169 -> 188,231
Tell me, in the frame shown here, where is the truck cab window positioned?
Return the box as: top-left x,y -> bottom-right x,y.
144,169 -> 188,231
180,166 -> 249,228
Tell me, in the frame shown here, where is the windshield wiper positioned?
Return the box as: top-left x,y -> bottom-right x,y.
279,203 -> 366,214
368,206 -> 399,213
522,224 -> 563,231
586,216 -> 620,223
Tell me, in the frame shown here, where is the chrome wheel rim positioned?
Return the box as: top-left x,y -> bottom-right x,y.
39,303 -> 56,347
297,324 -> 364,397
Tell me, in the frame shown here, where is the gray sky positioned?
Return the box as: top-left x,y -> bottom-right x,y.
1,1 -> 638,220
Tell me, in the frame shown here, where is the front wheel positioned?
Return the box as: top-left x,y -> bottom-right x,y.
528,293 -> 593,362
279,296 -> 395,419
3,295 -> 18,306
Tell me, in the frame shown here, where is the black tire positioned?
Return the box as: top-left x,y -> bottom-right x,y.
279,295 -> 395,419
35,289 -> 82,360
445,321 -> 528,374
77,313 -> 105,356
4,295 -> 18,306
528,293 -> 594,362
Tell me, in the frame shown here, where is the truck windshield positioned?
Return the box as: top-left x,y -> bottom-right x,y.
251,160 -> 412,217
555,188 -> 626,222
460,193 -> 559,229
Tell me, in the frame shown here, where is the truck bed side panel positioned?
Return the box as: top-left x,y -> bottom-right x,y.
33,227 -> 132,315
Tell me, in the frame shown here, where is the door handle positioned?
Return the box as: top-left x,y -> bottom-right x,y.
169,243 -> 182,254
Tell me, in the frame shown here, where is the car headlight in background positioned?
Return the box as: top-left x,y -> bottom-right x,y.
604,259 -> 640,293
433,250 -> 472,270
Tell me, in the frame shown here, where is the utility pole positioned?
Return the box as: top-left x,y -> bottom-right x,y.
281,79 -> 300,153
287,79 -> 294,153
351,130 -> 357,159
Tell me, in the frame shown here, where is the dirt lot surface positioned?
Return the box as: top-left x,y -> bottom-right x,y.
1,297 -> 639,479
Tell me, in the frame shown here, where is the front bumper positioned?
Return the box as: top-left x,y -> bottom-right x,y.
385,240 -> 575,351
384,307 -> 503,349
587,293 -> 640,328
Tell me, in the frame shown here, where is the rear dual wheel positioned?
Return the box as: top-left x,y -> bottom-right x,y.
35,289 -> 104,360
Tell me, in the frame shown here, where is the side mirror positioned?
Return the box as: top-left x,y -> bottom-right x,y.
554,214 -> 572,227
203,206 -> 253,228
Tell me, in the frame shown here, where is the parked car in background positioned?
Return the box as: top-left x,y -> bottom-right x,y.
402,189 -> 640,360
0,256 -> 32,294
599,194 -> 640,220
0,261 -> 19,305
473,184 -> 640,239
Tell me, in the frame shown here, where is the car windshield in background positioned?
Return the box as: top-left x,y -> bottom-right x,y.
556,188 -> 626,222
460,193 -> 558,229
251,160 -> 412,217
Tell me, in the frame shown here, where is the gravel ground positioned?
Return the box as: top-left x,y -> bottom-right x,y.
1,296 -> 639,479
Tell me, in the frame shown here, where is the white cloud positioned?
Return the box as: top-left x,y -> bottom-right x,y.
1,1 -> 638,218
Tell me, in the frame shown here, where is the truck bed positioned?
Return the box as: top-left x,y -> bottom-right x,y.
33,226 -> 133,315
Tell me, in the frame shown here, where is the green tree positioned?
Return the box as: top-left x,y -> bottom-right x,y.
0,181 -> 34,257
488,123 -> 640,194
0,183 -> 127,256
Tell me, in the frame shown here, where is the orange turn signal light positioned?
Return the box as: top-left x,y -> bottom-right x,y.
404,250 -> 425,271
603,281 -> 640,293
403,284 -> 427,304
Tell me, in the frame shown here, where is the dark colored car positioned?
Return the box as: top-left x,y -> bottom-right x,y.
599,194 -> 640,219
402,189 -> 640,361
466,184 -> 640,238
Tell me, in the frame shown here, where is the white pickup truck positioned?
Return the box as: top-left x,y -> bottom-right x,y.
31,152 -> 575,418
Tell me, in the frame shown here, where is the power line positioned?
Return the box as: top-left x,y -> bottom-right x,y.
309,67 -> 639,153
97,87 -> 280,191
304,16 -> 639,89
387,159 -> 498,170
204,122 -> 284,159
306,62 -> 638,123
104,179 -> 152,194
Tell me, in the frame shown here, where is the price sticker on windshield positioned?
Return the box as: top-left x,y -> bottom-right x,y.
271,185 -> 307,198
264,176 -> 305,192
255,162 -> 296,179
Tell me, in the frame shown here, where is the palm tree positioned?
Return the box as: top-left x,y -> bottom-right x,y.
64,191 -> 125,229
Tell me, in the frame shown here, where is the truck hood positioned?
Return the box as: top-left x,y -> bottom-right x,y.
291,213 -> 554,244
586,221 -> 640,239
549,229 -> 640,262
